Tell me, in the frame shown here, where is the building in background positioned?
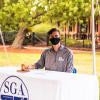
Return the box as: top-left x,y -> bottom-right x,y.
64,17 -> 100,45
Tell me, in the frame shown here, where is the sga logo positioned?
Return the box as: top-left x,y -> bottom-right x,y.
0,76 -> 29,100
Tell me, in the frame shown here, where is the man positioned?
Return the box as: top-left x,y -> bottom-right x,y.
22,28 -> 75,73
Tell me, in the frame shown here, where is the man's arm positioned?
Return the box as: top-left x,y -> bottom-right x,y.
34,50 -> 46,69
66,51 -> 74,73
20,50 -> 46,71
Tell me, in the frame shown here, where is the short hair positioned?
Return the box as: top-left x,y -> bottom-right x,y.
48,28 -> 60,36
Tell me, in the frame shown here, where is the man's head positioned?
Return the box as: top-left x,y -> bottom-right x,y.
48,28 -> 61,45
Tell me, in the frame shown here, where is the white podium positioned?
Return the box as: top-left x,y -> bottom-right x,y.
0,67 -> 99,100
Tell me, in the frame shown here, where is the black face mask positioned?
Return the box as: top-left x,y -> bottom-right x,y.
50,38 -> 60,45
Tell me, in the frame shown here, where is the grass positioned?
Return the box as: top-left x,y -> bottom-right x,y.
0,52 -> 40,66
0,51 -> 100,74
74,52 -> 100,74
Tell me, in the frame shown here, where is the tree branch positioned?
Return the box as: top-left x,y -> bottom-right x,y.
32,11 -> 47,19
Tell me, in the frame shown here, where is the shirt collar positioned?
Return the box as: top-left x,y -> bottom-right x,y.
50,44 -> 64,52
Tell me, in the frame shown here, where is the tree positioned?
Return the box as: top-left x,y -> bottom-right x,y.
0,0 -> 48,48
1,0 -> 98,48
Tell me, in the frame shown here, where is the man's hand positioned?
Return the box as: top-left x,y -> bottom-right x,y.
21,64 -> 35,71
21,64 -> 29,71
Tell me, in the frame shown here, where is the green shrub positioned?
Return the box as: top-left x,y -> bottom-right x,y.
0,32 -> 17,44
61,37 -> 92,48
31,23 -> 57,40
32,23 -> 56,33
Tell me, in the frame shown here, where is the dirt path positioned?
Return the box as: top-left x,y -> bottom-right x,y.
0,45 -> 99,54
0,45 -> 46,54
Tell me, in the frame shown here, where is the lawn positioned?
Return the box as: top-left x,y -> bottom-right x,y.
0,52 -> 40,66
74,52 -> 100,74
0,50 -> 100,86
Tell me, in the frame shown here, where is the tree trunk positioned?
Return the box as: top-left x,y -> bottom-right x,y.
0,0 -> 4,8
11,27 -> 28,49
98,16 -> 100,35
56,21 -> 60,28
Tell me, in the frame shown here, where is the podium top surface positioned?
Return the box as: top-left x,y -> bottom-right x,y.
0,66 -> 97,81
